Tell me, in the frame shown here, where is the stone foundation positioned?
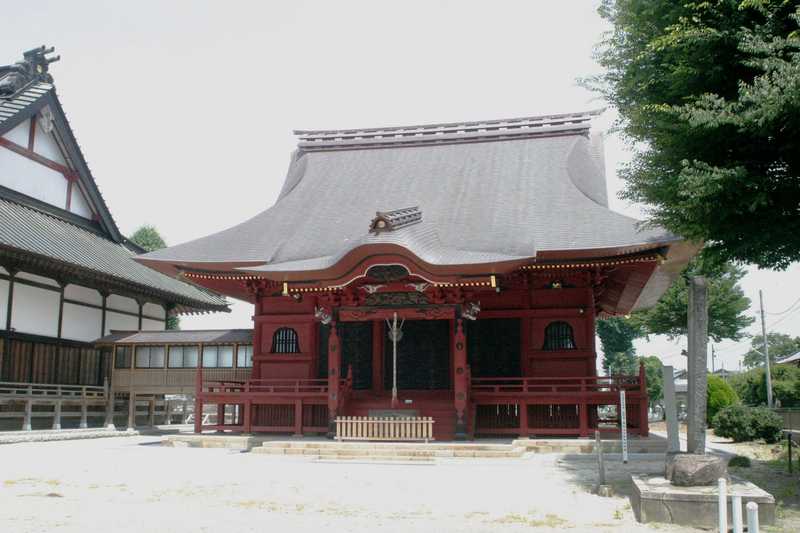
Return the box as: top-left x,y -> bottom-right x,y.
632,474 -> 775,528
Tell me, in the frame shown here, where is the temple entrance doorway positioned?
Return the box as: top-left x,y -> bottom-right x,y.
383,320 -> 450,391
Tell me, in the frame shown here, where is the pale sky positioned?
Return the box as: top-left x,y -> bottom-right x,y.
3,1 -> 798,372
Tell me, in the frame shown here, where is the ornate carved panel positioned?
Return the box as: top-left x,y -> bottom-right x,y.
364,291 -> 428,306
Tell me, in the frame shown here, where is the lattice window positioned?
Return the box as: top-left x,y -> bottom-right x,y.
542,321 -> 576,350
271,327 -> 300,354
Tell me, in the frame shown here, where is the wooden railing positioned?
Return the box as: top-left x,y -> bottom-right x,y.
201,378 -> 333,396
0,381 -> 106,401
470,375 -> 641,395
335,416 -> 435,442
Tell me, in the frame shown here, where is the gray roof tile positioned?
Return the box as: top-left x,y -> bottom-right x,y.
0,197 -> 227,311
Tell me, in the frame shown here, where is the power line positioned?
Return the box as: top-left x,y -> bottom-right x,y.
765,295 -> 800,316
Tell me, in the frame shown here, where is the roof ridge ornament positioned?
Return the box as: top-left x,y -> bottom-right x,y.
0,46 -> 60,98
369,206 -> 422,234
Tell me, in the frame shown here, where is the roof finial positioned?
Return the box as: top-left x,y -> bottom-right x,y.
0,45 -> 60,97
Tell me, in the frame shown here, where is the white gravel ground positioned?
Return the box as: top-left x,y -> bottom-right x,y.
0,435 -> 703,532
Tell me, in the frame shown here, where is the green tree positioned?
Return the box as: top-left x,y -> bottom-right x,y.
635,258 -> 753,342
639,355 -> 664,409
129,225 -> 166,252
730,365 -> 800,407
597,316 -> 643,375
591,1 -> 800,269
707,374 -> 738,424
129,225 -> 179,330
742,331 -> 800,368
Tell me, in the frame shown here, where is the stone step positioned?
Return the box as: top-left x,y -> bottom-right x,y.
258,441 -> 514,452
252,445 -> 524,458
314,454 -> 435,463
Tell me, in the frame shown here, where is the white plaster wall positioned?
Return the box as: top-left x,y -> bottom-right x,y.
33,127 -> 67,165
0,278 -> 8,329
69,185 -> 92,218
0,147 -> 68,209
3,119 -> 29,145
16,272 -> 59,287
61,302 -> 102,341
141,318 -> 165,331
64,283 -> 102,306
105,311 -> 138,335
142,303 -> 165,320
107,294 -> 138,314
10,283 -> 59,337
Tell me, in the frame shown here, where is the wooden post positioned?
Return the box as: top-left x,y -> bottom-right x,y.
22,398 -> 32,431
453,318 -> 468,440
194,357 -> 203,434
243,399 -> 252,434
148,398 -> 156,427
164,399 -> 172,425
79,399 -> 88,429
52,399 -> 62,430
127,391 -> 136,430
687,276 -> 709,454
294,400 -> 303,437
579,403 -> 589,437
104,377 -> 115,429
519,401 -> 529,438
639,362 -> 649,437
327,321 -> 340,438
216,403 -> 225,431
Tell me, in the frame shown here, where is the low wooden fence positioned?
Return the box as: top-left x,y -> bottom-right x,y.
774,409 -> 800,431
335,416 -> 435,442
0,380 -> 111,431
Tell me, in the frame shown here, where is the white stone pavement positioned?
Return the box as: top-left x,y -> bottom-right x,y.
0,435 -> 704,533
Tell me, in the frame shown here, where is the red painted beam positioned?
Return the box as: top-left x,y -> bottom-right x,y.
0,136 -> 76,179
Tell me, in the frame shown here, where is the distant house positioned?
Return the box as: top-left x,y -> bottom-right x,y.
0,47 -> 228,388
776,352 -> 800,367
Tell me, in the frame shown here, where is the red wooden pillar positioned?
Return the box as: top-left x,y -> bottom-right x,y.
519,401 -> 529,437
194,361 -> 203,434
217,403 -> 225,431
294,400 -> 303,437
453,319 -> 468,440
639,362 -> 649,437
243,401 -> 252,433
327,321 -> 341,438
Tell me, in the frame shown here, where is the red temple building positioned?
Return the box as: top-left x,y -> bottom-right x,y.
138,112 -> 697,440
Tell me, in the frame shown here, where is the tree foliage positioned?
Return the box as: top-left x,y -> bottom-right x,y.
129,225 -> 167,252
707,374 -> 739,423
129,225 -> 179,330
592,0 -> 800,269
634,258 -> 753,342
730,364 -> 800,407
597,316 -> 643,374
640,355 -> 664,408
742,331 -> 800,368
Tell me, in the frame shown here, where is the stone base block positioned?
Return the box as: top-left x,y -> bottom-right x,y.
631,474 -> 775,528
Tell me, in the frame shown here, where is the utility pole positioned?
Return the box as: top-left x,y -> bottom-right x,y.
759,290 -> 773,408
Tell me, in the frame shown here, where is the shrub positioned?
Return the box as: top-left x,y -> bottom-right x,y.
713,405 -> 783,443
728,455 -> 751,468
730,366 -> 800,408
707,375 -> 738,424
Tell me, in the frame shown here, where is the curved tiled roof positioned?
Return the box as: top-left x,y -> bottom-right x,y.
141,113 -> 679,274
